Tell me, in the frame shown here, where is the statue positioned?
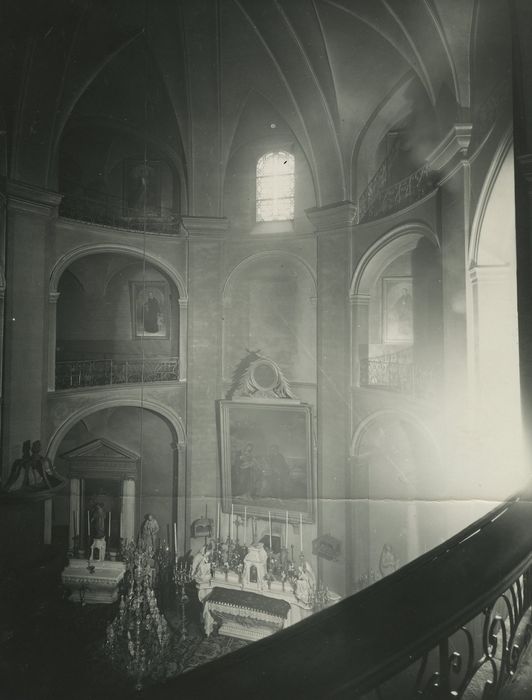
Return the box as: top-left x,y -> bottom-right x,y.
243,541 -> 268,589
379,543 -> 399,578
139,514 -> 160,551
294,560 -> 316,608
4,439 -> 65,493
192,545 -> 212,585
89,503 -> 106,563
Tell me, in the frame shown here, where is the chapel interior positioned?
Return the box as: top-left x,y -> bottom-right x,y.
2,1 -> 532,698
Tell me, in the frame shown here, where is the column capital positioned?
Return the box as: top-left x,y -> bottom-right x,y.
5,179 -> 63,218
306,200 -> 358,233
180,215 -> 229,237
469,263 -> 512,286
349,292 -> 371,307
48,292 -> 61,304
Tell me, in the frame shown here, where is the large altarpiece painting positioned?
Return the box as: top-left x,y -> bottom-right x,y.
218,400 -> 315,523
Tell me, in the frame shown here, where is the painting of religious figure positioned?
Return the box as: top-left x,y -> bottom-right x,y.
130,281 -> 169,338
382,277 -> 413,343
217,400 -> 315,522
124,159 -> 162,217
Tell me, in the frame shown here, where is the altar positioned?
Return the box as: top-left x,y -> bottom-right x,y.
61,559 -> 126,604
197,570 -> 318,641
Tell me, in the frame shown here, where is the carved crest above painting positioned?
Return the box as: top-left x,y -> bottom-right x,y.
226,350 -> 297,401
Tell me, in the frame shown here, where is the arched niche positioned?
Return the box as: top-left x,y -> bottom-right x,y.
222,252 -> 316,387
349,410 -> 441,591
350,223 -> 441,389
48,245 -> 187,391
51,403 -> 184,555
467,136 -> 526,494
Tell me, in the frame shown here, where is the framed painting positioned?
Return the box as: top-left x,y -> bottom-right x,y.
130,281 -> 169,338
124,159 -> 162,216
217,400 -> 315,523
382,276 -> 413,343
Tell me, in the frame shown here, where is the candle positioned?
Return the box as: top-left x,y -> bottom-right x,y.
121,511 -> 124,539
244,506 -> 247,544
73,510 -> 77,537
87,510 -> 90,538
300,513 -> 303,552
174,522 -> 177,559
231,504 -> 234,541
217,503 -> 220,540
269,511 -> 272,549
108,511 -> 111,538
285,511 -> 289,548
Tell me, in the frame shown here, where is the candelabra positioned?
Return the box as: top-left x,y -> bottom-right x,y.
174,560 -> 193,639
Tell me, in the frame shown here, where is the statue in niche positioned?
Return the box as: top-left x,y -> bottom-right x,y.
379,543 -> 399,578
89,503 -> 106,563
139,513 -> 160,551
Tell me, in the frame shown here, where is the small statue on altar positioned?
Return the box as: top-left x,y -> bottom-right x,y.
139,513 -> 160,551
243,541 -> 268,589
191,545 -> 212,584
294,559 -> 316,608
89,502 -> 107,563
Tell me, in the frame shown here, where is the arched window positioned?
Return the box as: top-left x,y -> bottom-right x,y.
256,151 -> 295,222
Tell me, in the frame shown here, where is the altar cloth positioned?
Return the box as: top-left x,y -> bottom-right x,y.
203,586 -> 291,641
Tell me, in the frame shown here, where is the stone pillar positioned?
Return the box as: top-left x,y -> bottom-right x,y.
427,126 -> 473,494
69,477 -> 81,549
47,292 -> 60,391
350,293 -> 370,387
307,202 -> 356,596
178,299 -> 188,381
43,498 -> 53,545
121,479 -> 136,544
1,181 -> 62,477
182,216 -> 226,553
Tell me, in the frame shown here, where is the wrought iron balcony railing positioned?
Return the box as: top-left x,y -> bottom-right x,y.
59,184 -> 181,235
356,161 -> 434,224
55,356 -> 179,390
140,488 -> 532,699
359,347 -> 435,399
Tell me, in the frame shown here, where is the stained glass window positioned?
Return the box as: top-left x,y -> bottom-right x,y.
256,151 -> 295,222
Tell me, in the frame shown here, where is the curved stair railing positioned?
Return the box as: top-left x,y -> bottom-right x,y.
135,486 -> 532,699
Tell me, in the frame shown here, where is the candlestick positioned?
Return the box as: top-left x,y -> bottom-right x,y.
244,506 -> 247,544
285,510 -> 288,548
300,513 -> 303,552
269,511 -> 272,549
108,511 -> 111,538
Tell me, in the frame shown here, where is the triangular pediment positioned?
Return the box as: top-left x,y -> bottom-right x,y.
60,438 -> 139,463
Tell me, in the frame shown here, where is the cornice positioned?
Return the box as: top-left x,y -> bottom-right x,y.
305,200 -> 358,233
427,124 -> 472,174
6,179 -> 62,216
180,215 -> 229,236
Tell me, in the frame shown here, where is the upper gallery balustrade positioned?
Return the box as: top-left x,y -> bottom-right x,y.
359,347 -> 435,400
55,356 -> 180,391
59,181 -> 181,235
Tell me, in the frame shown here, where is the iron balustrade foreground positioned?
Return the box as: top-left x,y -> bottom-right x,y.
359,347 -> 435,399
133,487 -> 532,700
55,356 -> 179,390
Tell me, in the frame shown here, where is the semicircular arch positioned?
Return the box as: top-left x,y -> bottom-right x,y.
223,250 -> 316,301
46,398 -> 186,463
49,243 -> 187,300
350,221 -> 439,298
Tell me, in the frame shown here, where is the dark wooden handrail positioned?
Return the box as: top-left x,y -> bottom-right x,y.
133,487 -> 532,699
